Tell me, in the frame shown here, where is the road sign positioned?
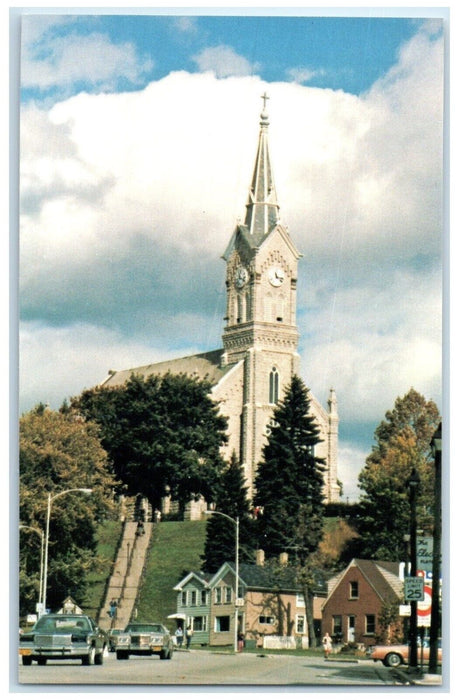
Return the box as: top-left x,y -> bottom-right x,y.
417,536 -> 434,570
404,576 -> 425,602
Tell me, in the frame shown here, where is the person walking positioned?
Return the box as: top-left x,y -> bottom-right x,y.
185,625 -> 193,649
322,632 -> 332,660
175,626 -> 184,648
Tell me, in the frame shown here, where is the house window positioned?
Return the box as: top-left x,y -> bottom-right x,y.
296,593 -> 305,607
332,615 -> 343,637
269,367 -> 279,404
259,615 -> 275,625
190,590 -> 197,606
214,587 -> 222,604
365,615 -> 376,635
224,586 -> 232,603
215,616 -> 230,632
200,590 -> 208,605
192,616 -> 207,632
296,615 -> 305,634
181,591 -> 187,606
349,581 -> 359,599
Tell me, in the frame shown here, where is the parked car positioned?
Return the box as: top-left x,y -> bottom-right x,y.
108,628 -> 124,652
368,640 -> 442,668
116,622 -> 173,660
19,614 -> 107,666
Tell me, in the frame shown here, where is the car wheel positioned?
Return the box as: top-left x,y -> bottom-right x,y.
21,657 -> 32,666
385,652 -> 402,668
116,650 -> 129,660
37,657 -> 47,666
95,647 -> 105,665
82,646 -> 96,665
160,649 -> 166,659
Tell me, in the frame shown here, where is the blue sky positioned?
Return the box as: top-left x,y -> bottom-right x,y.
16,8 -> 446,500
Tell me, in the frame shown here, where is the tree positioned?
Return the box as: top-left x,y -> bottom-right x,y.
355,388 -> 440,560
19,406 -> 117,614
201,452 -> 255,572
253,375 -> 326,647
254,375 -> 326,560
73,372 -> 228,513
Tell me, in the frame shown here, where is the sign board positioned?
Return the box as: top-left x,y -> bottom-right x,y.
417,537 -> 434,570
235,598 -> 245,607
404,576 -> 425,602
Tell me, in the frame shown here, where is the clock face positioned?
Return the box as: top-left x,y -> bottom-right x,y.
268,266 -> 285,287
235,265 -> 249,289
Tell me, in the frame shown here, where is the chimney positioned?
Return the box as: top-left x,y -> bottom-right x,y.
256,549 -> 265,566
279,552 -> 288,566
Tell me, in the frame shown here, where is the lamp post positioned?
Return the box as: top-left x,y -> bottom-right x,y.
428,423 -> 442,674
407,468 -> 421,669
205,510 -> 239,653
43,488 -> 93,614
19,525 -> 45,614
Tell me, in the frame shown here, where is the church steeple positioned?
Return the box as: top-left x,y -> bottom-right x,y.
244,93 -> 280,243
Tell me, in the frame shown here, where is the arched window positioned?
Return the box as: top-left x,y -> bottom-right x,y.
269,367 -> 279,404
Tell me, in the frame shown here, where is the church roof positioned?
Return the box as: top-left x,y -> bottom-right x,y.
100,349 -> 234,389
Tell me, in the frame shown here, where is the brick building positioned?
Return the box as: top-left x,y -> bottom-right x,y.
321,559 -> 404,647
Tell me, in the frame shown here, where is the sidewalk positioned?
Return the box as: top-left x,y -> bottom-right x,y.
394,667 -> 442,686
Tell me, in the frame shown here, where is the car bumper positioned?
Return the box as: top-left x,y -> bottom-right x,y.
19,645 -> 92,659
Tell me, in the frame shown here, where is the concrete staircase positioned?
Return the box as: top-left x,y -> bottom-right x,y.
98,520 -> 153,631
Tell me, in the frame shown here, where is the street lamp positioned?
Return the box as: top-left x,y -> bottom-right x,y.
428,423 -> 442,674
19,525 -> 45,614
205,510 -> 240,653
406,468 -> 421,669
43,488 -> 93,614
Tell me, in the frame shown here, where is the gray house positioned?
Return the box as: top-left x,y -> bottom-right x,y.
173,571 -> 211,645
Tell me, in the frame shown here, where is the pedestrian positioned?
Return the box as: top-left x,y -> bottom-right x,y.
109,599 -> 117,619
175,625 -> 184,647
185,625 -> 193,649
238,632 -> 245,652
322,632 -> 332,660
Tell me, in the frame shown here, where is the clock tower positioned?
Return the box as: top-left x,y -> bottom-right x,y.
220,95 -> 303,493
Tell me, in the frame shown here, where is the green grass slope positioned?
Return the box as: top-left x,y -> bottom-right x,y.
135,521 -> 207,629
83,520 -> 123,618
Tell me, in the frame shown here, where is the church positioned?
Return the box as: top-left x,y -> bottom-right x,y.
101,95 -> 341,517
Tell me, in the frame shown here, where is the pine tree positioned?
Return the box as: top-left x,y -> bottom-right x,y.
201,452 -> 255,573
254,375 -> 325,561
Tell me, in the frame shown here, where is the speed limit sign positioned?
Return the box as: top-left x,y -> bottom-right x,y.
404,576 -> 425,602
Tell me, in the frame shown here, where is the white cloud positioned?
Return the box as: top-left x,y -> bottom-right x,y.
285,66 -> 325,84
21,25 -> 153,92
192,45 -> 260,78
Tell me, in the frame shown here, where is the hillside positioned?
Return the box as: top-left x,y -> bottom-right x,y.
134,520 -> 207,628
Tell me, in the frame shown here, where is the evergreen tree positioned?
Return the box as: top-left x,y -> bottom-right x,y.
202,452 -> 255,572
254,375 -> 325,561
354,388 -> 440,560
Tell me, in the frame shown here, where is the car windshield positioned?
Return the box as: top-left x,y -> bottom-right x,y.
34,616 -> 91,633
125,624 -> 163,633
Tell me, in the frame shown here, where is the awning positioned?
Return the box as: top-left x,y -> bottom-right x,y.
167,613 -> 186,619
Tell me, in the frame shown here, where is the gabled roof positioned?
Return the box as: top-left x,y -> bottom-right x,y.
173,570 -> 211,591
209,561 -> 301,593
323,559 -> 403,608
100,349 -> 235,389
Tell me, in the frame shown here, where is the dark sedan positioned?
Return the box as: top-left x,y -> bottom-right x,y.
19,614 -> 107,666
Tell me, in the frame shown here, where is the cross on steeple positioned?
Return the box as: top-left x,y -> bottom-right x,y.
261,92 -> 269,111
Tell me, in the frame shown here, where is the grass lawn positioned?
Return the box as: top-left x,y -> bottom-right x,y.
135,520 -> 207,628
82,520 -> 123,618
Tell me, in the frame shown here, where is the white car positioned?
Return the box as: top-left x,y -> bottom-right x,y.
116,622 -> 173,660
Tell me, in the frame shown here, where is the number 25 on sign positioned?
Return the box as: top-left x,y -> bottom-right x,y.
404,576 -> 425,602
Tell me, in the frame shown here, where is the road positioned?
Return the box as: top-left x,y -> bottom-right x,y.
16,649 -> 402,688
